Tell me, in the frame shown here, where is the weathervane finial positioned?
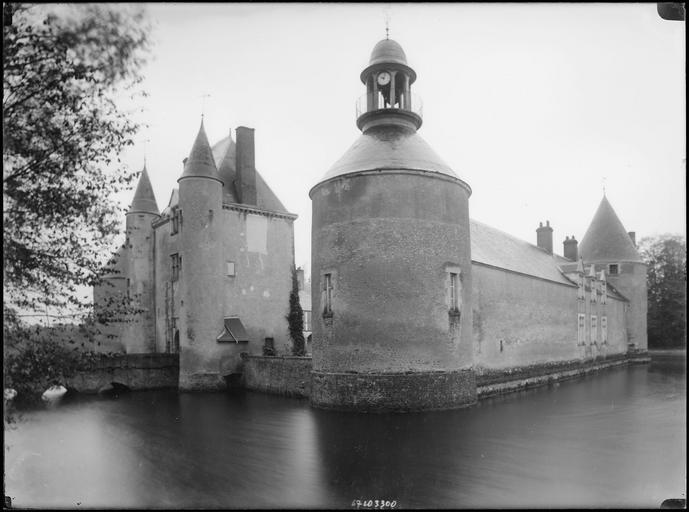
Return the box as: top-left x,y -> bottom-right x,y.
200,93 -> 211,119
384,9 -> 390,39
143,138 -> 150,169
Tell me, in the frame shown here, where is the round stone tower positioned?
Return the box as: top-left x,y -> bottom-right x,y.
177,121 -> 225,390
309,38 -> 476,412
123,164 -> 159,353
579,195 -> 648,352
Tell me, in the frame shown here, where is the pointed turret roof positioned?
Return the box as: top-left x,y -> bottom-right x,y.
128,164 -> 159,215
179,120 -> 222,183
579,196 -> 642,263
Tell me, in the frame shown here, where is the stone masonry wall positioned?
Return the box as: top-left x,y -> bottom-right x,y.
242,355 -> 311,398
66,353 -> 179,393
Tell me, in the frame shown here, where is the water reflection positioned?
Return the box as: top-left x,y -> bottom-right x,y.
5,354 -> 685,509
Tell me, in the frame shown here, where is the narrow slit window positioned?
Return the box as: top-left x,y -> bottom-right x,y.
591,315 -> 598,343
323,273 -> 333,314
449,272 -> 460,312
171,253 -> 180,282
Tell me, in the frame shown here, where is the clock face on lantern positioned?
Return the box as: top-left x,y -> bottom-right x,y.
377,72 -> 391,86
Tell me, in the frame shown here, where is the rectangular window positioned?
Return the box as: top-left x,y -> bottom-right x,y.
322,273 -> 333,314
602,285 -> 607,304
226,261 -> 235,277
601,316 -> 608,343
608,263 -> 619,275
577,313 -> 586,344
171,253 -> 180,282
591,315 -> 598,343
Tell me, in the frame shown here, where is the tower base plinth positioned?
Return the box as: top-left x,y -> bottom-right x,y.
310,369 -> 477,412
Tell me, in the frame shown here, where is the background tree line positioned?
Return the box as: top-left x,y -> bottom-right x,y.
638,234 -> 686,349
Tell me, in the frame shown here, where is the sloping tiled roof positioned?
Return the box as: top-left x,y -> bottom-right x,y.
210,135 -> 289,213
470,219 -> 574,286
128,165 -> 159,215
579,196 -> 642,263
215,134 -> 239,202
161,188 -> 179,217
316,126 -> 461,187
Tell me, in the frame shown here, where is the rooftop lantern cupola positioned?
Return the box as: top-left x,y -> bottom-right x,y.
356,38 -> 422,132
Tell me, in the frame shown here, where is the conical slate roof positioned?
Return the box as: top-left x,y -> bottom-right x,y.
314,125 -> 462,187
579,196 -> 642,263
179,121 -> 221,182
128,165 -> 159,215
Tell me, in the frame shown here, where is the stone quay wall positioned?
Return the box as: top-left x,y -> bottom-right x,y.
241,355 -> 312,398
67,353 -> 179,393
239,353 -> 650,408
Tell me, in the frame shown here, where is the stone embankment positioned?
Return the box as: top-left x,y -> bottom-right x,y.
240,353 -> 651,403
67,353 -> 179,393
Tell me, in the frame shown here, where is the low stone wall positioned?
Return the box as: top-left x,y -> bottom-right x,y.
241,355 -> 312,398
476,353 -> 650,398
67,353 -> 179,393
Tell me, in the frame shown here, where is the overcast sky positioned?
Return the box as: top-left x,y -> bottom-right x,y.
119,3 -> 686,277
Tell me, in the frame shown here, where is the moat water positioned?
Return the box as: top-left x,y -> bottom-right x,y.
4,353 -> 685,509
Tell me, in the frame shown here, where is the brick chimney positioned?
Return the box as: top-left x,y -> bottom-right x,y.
563,235 -> 578,260
296,267 -> 304,291
235,126 -> 257,206
628,231 -> 636,247
536,220 -> 553,254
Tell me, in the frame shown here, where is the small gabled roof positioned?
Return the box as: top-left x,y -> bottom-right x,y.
179,121 -> 221,182
579,195 -> 642,263
128,165 -> 159,215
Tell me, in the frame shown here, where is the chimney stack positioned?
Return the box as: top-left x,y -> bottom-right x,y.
235,126 -> 257,206
563,235 -> 578,260
536,220 -> 553,254
628,231 -> 636,247
296,267 -> 304,291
